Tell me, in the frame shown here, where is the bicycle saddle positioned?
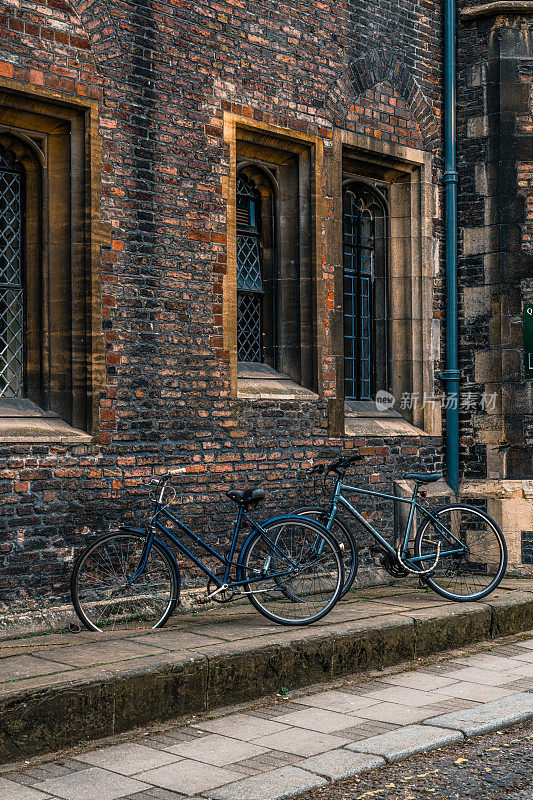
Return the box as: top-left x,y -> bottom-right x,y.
404,472 -> 442,483
226,487 -> 266,507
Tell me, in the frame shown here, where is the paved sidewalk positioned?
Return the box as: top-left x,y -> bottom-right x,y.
1,578 -> 533,762
2,578 -> 531,692
1,631 -> 533,799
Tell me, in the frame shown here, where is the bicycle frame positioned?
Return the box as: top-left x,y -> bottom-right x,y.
325,477 -> 466,569
129,500 -> 299,589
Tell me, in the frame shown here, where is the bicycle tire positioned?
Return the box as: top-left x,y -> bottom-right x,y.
71,530 -> 179,632
414,504 -> 507,601
295,507 -> 358,598
238,516 -> 343,626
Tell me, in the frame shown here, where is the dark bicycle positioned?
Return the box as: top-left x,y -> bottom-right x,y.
71,470 -> 344,631
297,455 -> 507,601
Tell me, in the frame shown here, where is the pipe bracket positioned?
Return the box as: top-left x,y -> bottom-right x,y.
442,171 -> 458,184
438,370 -> 461,381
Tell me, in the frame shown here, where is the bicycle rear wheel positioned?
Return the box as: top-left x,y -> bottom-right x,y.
295,507 -> 358,598
239,516 -> 343,625
71,530 -> 179,631
414,504 -> 507,601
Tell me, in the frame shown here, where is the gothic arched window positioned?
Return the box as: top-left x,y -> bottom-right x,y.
0,148 -> 24,397
343,182 -> 389,400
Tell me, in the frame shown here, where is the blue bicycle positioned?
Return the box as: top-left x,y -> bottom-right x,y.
71,470 -> 344,631
297,454 -> 508,602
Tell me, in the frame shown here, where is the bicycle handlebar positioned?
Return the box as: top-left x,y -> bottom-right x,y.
307,454 -> 363,478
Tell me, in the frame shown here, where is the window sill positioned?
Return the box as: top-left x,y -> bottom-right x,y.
0,399 -> 92,444
344,400 -> 431,437
345,416 -> 431,437
237,361 -> 318,401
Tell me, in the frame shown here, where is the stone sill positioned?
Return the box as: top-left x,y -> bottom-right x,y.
237,379 -> 318,400
0,399 -> 92,444
236,361 -> 318,401
461,479 -> 533,500
345,416 -> 432,437
461,1 -> 533,20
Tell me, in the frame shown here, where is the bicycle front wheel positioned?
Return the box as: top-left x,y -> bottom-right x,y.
240,517 -> 343,625
295,507 -> 358,599
71,531 -> 179,632
414,504 -> 507,601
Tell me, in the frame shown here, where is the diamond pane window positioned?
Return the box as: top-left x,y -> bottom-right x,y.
237,174 -> 264,362
237,235 -> 262,292
0,150 -> 23,397
343,184 -> 387,401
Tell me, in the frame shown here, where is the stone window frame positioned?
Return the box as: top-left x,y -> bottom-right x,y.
328,129 -> 441,437
0,78 -> 108,441
222,114 -> 326,400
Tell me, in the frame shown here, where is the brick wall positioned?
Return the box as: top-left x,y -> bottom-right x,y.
0,0 -> 445,614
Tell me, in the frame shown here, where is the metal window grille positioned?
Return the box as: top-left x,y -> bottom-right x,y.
343,189 -> 377,400
0,150 -> 23,397
236,174 -> 263,362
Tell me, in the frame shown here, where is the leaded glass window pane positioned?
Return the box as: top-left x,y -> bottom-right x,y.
237,173 -> 263,363
237,235 -> 262,292
0,150 -> 23,397
343,186 -> 384,401
237,293 -> 261,361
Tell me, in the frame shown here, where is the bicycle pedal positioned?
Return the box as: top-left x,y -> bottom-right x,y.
197,594 -> 211,605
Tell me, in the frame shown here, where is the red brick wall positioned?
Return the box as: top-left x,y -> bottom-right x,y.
0,0 -> 444,612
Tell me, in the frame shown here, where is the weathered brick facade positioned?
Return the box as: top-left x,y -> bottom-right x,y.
0,0 -> 530,620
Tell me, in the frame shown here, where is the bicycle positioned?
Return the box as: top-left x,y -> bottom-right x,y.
296,455 -> 507,601
71,470 -> 344,631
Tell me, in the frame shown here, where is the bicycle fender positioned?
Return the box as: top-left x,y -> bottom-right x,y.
262,513 -> 330,529
118,526 -> 181,601
235,530 -> 256,582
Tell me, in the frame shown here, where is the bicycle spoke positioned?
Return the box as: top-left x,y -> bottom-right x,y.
242,519 -> 342,625
73,533 -> 177,631
415,505 -> 507,601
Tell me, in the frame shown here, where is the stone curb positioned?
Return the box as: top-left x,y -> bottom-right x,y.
204,699 -> 533,800
0,593 -> 532,763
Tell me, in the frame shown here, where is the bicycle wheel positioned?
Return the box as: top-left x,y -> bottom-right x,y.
71,530 -> 179,632
239,516 -> 343,625
414,504 -> 507,601
295,507 -> 358,599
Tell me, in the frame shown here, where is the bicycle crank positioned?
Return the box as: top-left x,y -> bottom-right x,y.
381,551 -> 409,578
201,577 -> 236,603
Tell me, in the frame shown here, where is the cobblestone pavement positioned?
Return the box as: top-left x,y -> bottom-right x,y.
292,720 -> 533,799
0,631 -> 532,799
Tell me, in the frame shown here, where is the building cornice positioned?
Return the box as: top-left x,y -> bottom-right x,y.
461,1 -> 533,19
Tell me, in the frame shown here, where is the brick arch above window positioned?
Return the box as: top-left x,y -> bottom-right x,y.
345,82 -> 423,149
326,49 -> 439,148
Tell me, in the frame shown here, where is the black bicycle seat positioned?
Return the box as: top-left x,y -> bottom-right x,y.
226,487 -> 266,507
404,472 -> 442,484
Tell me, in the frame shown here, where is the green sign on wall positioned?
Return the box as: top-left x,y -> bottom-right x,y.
525,303 -> 533,379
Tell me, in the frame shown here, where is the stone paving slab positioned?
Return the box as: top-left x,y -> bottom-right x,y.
0,777 -> 52,800
0,581 -> 532,763
136,760 -> 243,794
76,743 -> 180,775
207,765 -> 328,800
297,749 -> 385,780
164,734 -> 269,765
35,768 -> 149,800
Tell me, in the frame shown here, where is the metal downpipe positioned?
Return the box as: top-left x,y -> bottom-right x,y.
441,0 -> 460,496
